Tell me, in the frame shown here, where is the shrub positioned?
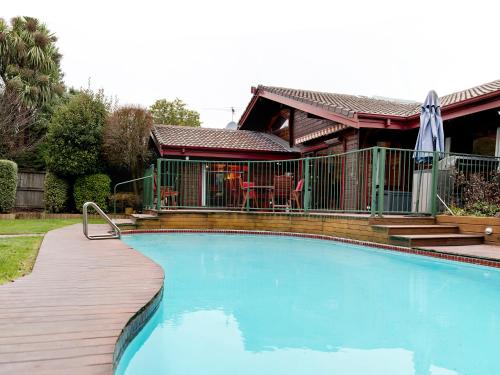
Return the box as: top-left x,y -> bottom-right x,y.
45,90 -> 109,177
454,171 -> 500,216
0,160 -> 17,212
73,174 -> 111,212
44,172 -> 69,213
0,160 -> 18,213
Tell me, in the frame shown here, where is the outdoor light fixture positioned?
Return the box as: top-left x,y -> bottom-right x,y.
485,227 -> 493,235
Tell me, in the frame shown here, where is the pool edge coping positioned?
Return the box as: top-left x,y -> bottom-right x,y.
122,228 -> 500,269
113,285 -> 164,372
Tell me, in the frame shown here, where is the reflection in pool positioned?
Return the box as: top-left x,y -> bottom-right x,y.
117,233 -> 500,375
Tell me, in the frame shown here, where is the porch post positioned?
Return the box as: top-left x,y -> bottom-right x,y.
303,158 -> 311,212
377,148 -> 386,217
370,147 -> 379,216
156,159 -> 162,211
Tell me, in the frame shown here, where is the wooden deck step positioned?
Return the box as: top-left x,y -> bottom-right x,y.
390,233 -> 484,247
369,216 -> 436,225
373,224 -> 459,235
114,219 -> 138,230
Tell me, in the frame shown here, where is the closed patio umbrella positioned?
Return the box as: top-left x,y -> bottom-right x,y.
414,90 -> 444,161
413,90 -> 444,212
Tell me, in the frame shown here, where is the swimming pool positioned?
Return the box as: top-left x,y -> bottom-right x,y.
117,233 -> 500,375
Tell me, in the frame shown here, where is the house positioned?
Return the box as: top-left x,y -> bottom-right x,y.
238,79 -> 500,157
148,80 -> 500,214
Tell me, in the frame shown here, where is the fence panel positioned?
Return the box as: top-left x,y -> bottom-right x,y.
15,170 -> 45,210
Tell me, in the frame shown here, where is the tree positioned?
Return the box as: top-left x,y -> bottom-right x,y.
149,98 -> 201,127
0,90 -> 36,159
102,106 -> 152,194
0,16 -> 63,108
45,90 -> 108,177
0,17 -> 64,166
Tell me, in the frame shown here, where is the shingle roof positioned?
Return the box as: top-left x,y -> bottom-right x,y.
258,79 -> 500,119
152,124 -> 296,153
259,85 -> 421,118
439,79 -> 500,107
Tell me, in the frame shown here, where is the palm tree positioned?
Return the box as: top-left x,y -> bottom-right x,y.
0,16 -> 63,108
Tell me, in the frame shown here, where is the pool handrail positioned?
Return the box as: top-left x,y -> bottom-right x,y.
83,201 -> 121,240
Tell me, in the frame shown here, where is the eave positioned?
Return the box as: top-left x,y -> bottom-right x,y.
160,145 -> 300,161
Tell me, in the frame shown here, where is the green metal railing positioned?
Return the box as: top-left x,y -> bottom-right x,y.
143,164 -> 155,209
145,147 -> 500,216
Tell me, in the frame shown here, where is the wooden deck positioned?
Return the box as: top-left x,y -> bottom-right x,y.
0,224 -> 164,375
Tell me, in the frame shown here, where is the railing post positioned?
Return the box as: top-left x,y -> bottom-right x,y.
370,147 -> 379,216
377,148 -> 386,216
156,159 -> 162,211
246,161 -> 251,212
303,158 -> 311,212
430,151 -> 439,216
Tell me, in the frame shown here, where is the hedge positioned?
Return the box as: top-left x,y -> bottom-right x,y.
0,160 -> 18,213
44,172 -> 69,213
73,174 -> 111,212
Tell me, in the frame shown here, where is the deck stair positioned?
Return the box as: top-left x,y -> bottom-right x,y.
372,218 -> 484,247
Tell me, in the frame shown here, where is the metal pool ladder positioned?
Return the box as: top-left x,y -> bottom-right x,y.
83,201 -> 121,240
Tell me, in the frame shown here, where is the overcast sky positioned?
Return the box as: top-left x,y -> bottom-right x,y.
5,0 -> 500,128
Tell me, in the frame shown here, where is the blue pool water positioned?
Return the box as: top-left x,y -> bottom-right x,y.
117,233 -> 500,375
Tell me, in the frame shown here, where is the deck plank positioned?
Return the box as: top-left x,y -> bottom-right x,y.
0,224 -> 163,375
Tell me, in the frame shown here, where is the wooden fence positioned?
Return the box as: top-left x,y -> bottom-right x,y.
15,170 -> 46,210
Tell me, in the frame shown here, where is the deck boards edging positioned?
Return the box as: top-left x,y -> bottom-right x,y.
0,224 -> 164,375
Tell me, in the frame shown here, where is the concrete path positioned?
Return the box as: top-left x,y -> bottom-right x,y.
0,224 -> 163,375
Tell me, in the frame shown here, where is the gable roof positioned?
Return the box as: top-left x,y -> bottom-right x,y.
258,86 -> 421,118
240,79 -> 500,129
152,124 -> 297,154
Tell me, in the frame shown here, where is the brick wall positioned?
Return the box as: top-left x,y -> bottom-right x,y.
135,211 -> 389,244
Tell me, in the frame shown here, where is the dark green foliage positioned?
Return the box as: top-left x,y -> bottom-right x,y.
44,172 -> 69,213
73,174 -> 111,212
13,142 -> 48,171
45,91 -> 108,177
0,160 -> 18,212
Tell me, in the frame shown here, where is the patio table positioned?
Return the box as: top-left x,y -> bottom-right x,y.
241,185 -> 274,209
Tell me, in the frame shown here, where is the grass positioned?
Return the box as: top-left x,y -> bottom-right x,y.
0,236 -> 43,284
0,218 -> 104,235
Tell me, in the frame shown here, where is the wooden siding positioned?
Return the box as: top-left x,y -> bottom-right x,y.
293,110 -> 341,143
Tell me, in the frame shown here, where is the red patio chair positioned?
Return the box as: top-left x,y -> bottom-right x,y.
291,179 -> 304,209
161,186 -> 178,207
238,176 -> 256,209
154,172 -> 178,207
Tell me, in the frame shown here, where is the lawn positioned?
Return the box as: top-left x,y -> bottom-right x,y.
0,218 -> 103,235
0,236 -> 43,284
